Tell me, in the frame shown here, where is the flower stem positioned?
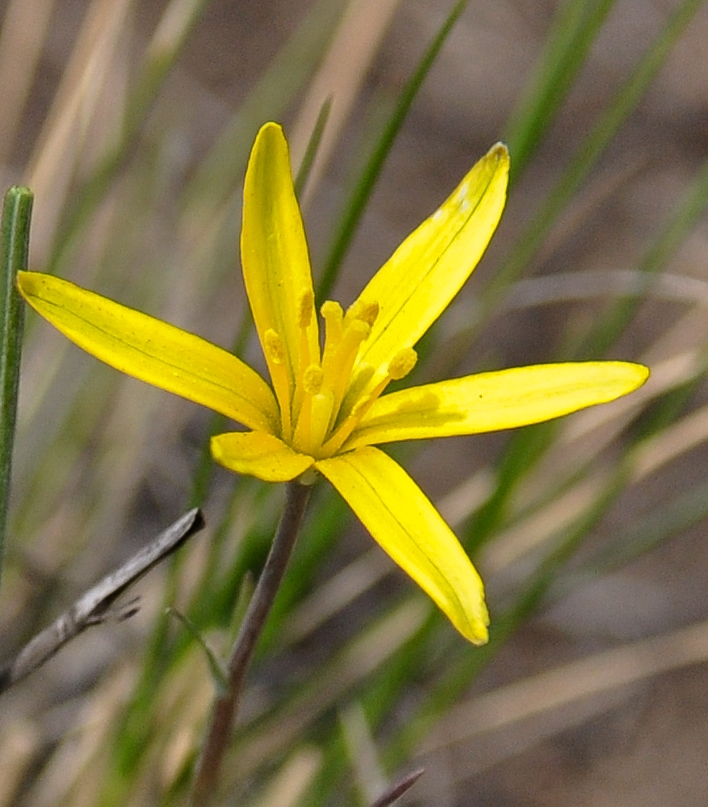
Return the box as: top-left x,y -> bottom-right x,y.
190,479 -> 312,804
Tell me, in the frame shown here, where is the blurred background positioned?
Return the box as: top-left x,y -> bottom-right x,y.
1,0 -> 708,805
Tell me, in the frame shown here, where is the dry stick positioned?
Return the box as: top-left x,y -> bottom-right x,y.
191,480 -> 312,804
0,508 -> 205,695
369,768 -> 425,807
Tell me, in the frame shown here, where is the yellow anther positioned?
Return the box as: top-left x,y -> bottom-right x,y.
348,318 -> 371,342
346,299 -> 379,327
387,347 -> 417,380
303,364 -> 323,395
298,290 -> 315,328
321,300 -> 343,321
264,329 -> 286,364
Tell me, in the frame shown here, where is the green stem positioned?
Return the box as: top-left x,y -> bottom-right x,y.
0,186 -> 33,590
190,480 -> 313,805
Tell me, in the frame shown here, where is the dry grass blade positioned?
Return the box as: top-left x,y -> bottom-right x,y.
0,0 -> 55,170
24,0 -> 133,259
421,619 -> 708,768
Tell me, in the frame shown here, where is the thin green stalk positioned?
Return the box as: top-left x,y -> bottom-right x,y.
0,186 -> 32,589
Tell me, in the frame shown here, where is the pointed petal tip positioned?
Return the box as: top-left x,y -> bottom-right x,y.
317,448 -> 492,646
464,615 -> 490,646
16,269 -> 38,297
633,362 -> 650,385
604,360 -> 650,394
482,142 -> 510,177
255,120 -> 285,146
489,141 -> 509,159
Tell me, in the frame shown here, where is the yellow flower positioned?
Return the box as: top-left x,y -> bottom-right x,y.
17,122 -> 648,644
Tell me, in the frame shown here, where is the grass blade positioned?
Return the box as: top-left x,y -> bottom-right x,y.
0,186 -> 32,590
490,0 -> 705,306
317,0 -> 472,300
505,0 -> 616,183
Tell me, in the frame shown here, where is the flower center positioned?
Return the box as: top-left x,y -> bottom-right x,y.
283,294 -> 417,458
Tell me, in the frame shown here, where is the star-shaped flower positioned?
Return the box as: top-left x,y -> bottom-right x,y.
18,123 -> 648,644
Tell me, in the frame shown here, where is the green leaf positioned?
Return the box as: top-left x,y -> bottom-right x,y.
0,186 -> 33,591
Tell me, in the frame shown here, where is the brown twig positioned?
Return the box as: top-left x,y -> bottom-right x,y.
190,480 -> 312,805
0,507 -> 205,694
368,768 -> 425,807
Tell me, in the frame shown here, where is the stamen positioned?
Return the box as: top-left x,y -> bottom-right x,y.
264,328 -> 286,365
333,362 -> 375,433
292,389 -> 334,456
321,300 -> 343,324
322,351 -> 416,455
309,391 -> 335,455
321,365 -> 376,456
326,319 -> 370,417
387,347 -> 417,380
298,290 -> 315,328
296,290 -> 318,393
303,364 -> 323,395
346,299 -> 379,327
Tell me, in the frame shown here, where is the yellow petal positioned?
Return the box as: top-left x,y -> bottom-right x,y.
18,271 -> 278,434
241,123 -> 319,416
354,143 -> 509,383
346,361 -> 649,448
316,446 -> 489,644
211,431 -> 314,482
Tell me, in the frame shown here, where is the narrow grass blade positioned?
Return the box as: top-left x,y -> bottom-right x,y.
579,151 -> 708,358
505,0 -> 616,183
317,0 -> 472,300
0,186 -> 32,590
462,0 -> 705,548
295,98 -> 332,197
167,607 -> 229,697
490,0 -> 704,305
588,479 -> 708,573
181,0 -> 348,224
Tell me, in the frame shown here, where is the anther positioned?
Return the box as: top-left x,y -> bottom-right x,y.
387,347 -> 417,380
346,299 -> 379,327
298,290 -> 315,328
303,364 -> 323,395
321,300 -> 343,321
348,318 -> 371,342
264,329 -> 286,364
